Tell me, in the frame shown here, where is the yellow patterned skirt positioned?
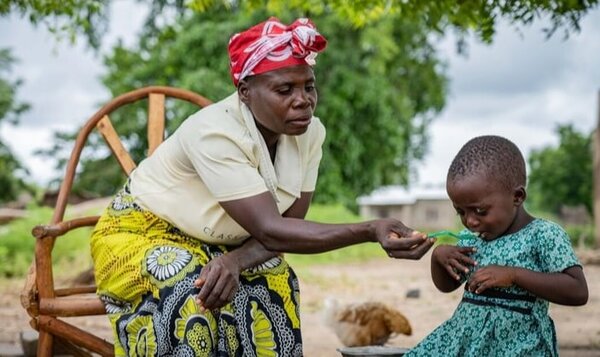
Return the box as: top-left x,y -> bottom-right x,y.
90,185 -> 303,356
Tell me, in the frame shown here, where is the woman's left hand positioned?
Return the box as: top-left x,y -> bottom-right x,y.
194,254 -> 241,310
467,265 -> 516,294
374,219 -> 434,259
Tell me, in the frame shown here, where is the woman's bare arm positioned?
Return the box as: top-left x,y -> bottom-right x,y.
220,191 -> 314,270
220,191 -> 434,257
195,192 -> 313,308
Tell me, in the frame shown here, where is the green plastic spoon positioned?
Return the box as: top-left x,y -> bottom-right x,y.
428,230 -> 477,240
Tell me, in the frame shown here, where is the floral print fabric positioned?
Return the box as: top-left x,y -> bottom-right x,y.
90,185 -> 302,356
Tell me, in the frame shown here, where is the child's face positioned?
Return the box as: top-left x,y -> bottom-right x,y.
446,174 -> 520,241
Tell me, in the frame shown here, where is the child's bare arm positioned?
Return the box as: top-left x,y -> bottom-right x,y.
431,245 -> 477,292
468,265 -> 588,306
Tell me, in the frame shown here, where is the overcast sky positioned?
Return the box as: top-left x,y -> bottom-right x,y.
1,3 -> 599,189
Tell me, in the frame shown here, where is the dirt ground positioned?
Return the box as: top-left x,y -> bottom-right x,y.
1,249 -> 599,356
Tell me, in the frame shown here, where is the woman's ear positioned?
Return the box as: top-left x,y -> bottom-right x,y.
513,186 -> 527,206
238,80 -> 250,104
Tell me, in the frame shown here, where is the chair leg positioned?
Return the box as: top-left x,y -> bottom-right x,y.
55,336 -> 93,357
38,315 -> 114,356
37,330 -> 53,357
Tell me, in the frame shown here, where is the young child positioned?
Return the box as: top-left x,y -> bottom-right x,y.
405,135 -> 588,356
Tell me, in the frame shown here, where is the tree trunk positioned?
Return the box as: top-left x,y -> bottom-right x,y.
594,90 -> 600,248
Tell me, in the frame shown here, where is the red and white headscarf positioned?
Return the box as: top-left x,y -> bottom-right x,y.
228,17 -> 328,86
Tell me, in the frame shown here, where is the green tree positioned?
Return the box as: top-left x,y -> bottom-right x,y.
4,1 -> 595,47
42,8 -> 446,206
528,124 -> 593,215
1,0 -> 107,48
34,0 -> 599,206
190,0 -> 598,40
0,48 -> 30,203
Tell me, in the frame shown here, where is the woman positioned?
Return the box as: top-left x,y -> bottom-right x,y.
91,17 -> 434,356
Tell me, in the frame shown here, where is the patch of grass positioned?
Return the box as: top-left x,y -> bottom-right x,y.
2,202 -> 378,279
0,207 -> 52,278
286,203 -> 387,267
305,203 -> 363,224
0,206 -> 93,279
5,202 -> 590,280
286,204 -> 472,267
286,243 -> 387,268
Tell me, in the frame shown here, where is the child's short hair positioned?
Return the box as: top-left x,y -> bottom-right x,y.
447,135 -> 526,191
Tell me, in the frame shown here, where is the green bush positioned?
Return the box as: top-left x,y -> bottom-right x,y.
564,224 -> 596,249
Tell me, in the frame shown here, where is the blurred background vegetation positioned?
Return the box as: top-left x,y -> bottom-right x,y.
0,0 -> 598,279
0,202 -> 594,279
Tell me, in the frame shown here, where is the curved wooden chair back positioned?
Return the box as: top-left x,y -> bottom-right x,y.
20,86 -> 212,357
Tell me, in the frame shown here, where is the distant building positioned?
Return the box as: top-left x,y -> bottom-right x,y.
357,185 -> 457,231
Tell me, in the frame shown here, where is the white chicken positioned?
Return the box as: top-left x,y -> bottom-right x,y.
322,298 -> 412,347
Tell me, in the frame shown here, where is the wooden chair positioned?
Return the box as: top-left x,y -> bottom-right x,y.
20,86 -> 212,356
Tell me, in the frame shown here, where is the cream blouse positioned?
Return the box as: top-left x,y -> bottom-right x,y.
129,92 -> 326,245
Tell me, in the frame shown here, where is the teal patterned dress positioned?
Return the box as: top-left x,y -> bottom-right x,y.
405,219 -> 581,357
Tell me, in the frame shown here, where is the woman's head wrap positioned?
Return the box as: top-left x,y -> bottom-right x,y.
228,17 -> 328,86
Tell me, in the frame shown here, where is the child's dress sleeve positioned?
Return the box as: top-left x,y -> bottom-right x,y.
536,220 -> 581,273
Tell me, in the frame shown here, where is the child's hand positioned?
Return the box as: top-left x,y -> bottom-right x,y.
467,265 -> 516,294
432,245 -> 477,280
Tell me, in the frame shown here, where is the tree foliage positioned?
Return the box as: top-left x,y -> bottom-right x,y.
29,0 -> 599,206
2,0 -> 597,49
191,0 -> 599,40
0,48 -> 30,203
527,124 -> 593,215
43,8 -> 446,205
0,0 -> 108,48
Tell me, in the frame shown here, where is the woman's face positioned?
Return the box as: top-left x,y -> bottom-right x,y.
238,65 -> 317,139
446,173 -> 523,241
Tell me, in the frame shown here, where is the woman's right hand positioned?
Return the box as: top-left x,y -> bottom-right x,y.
194,254 -> 241,310
432,245 -> 477,280
374,218 -> 435,260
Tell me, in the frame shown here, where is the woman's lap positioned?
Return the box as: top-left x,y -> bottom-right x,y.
91,193 -> 302,356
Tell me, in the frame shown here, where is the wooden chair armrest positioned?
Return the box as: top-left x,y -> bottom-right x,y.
21,263 -> 39,317
39,296 -> 106,317
32,216 -> 100,239
55,285 -> 97,297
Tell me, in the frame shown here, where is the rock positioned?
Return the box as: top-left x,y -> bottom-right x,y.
405,289 -> 420,299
